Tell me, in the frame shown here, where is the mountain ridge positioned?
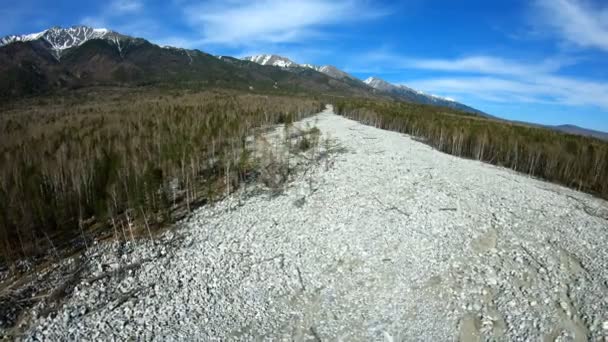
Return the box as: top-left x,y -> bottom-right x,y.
1,26 -> 606,139
242,54 -> 361,82
0,27 -> 379,100
363,76 -> 487,116
242,54 -> 487,116
0,26 -> 131,60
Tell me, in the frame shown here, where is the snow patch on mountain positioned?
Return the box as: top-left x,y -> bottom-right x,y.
364,77 -> 391,90
365,77 -> 482,114
431,94 -> 456,102
243,54 -> 298,68
301,63 -> 319,71
0,26 -> 127,60
366,77 -> 454,102
244,55 -> 360,82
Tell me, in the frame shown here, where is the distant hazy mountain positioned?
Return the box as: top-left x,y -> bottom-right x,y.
507,120 -> 608,141
552,125 -> 608,141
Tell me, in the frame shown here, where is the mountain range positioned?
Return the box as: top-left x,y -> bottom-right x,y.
362,76 -> 486,116
244,55 -> 358,81
0,26 -> 125,60
0,26 -> 606,140
240,54 -> 484,115
0,26 -> 381,100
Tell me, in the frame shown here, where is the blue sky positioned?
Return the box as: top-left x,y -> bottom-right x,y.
1,0 -> 608,132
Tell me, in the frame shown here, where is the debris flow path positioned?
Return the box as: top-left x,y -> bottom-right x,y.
23,106 -> 608,341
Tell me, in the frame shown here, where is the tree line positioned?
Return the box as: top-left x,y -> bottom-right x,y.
334,99 -> 608,199
0,89 -> 323,263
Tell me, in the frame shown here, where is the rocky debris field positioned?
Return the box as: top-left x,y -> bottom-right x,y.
3,106 -> 608,341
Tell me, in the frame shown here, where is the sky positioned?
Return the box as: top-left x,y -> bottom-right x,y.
1,0 -> 608,132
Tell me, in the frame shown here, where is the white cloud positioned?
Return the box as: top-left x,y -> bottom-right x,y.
353,51 -> 608,111
405,56 -> 566,77
110,0 -> 143,14
534,0 -> 608,52
182,0 -> 386,46
355,52 -> 570,76
346,0 -> 608,111
80,16 -> 108,28
80,0 -> 143,30
407,75 -> 608,109
153,36 -> 203,49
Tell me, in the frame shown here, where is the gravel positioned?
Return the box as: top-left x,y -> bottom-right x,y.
11,106 -> 608,341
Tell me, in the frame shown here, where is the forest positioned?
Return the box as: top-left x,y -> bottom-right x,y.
334,98 -> 608,200
0,89 -> 323,263
3,90 -> 608,265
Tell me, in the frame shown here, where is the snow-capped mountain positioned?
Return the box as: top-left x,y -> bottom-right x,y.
302,64 -> 357,81
364,77 -> 398,92
364,77 -> 485,115
365,76 -> 454,101
242,54 -> 484,114
243,55 -> 298,68
0,26 -> 128,59
0,28 -> 485,116
243,55 -> 359,81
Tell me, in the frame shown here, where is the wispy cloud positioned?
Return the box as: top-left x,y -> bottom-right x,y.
80,16 -> 108,28
181,0 -> 387,46
79,0 -> 170,43
404,56 -> 567,77
80,0 -> 143,30
355,52 -> 570,76
352,51 -> 608,110
407,75 -> 608,109
534,0 -> 608,52
110,0 -> 143,14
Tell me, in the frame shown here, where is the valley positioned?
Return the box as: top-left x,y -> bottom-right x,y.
7,106 -> 607,341
1,23 -> 608,342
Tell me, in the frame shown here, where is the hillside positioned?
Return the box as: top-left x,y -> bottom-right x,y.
240,54 -> 486,115
363,77 -> 487,116
0,27 -> 377,100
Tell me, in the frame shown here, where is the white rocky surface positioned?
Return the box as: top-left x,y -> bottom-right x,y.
15,106 -> 608,341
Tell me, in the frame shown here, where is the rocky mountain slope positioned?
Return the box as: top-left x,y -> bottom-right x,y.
242,54 -> 298,68
242,54 -> 486,115
364,76 -> 487,115
241,54 -> 360,82
11,106 -> 608,341
0,27 -> 491,119
302,64 -> 358,81
0,27 -> 377,99
0,26 -> 127,60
